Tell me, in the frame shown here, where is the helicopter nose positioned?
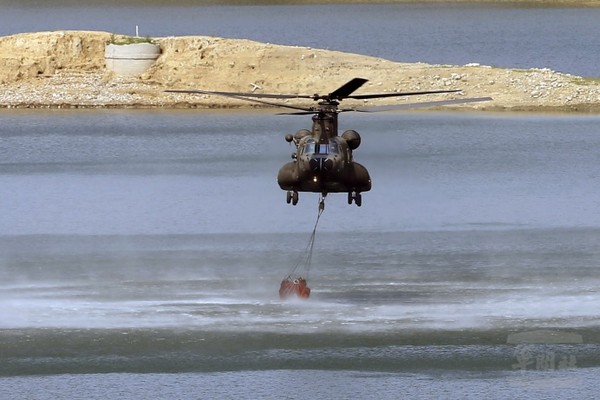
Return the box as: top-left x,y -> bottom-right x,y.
309,156 -> 334,172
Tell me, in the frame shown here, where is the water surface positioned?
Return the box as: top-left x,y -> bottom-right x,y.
1,110 -> 599,398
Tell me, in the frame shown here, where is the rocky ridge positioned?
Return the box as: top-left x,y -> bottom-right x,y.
1,31 -> 600,112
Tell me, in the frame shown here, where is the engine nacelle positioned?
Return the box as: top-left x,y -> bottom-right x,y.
294,129 -> 312,141
342,129 -> 361,150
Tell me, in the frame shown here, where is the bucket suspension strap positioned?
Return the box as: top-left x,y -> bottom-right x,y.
287,195 -> 325,280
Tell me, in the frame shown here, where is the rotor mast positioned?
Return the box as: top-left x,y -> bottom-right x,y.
312,101 -> 339,143
307,78 -> 368,143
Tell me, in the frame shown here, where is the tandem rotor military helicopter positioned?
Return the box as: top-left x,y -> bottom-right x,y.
167,78 -> 490,206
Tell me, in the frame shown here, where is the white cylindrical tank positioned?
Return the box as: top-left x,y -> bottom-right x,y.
105,42 -> 161,76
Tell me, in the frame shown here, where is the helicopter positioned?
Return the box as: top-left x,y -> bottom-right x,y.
167,78 -> 491,206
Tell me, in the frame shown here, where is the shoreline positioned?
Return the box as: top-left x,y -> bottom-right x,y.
10,1 -> 600,6
1,31 -> 600,113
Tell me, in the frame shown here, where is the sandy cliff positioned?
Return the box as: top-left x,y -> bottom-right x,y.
1,31 -> 599,112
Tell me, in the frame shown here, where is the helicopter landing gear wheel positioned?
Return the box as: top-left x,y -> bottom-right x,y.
348,191 -> 362,207
287,190 -> 299,205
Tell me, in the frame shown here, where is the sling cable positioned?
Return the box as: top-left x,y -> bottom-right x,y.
279,195 -> 325,299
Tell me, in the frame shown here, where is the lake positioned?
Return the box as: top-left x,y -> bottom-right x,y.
1,110 -> 600,398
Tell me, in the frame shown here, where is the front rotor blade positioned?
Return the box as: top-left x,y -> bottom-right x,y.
165,89 -> 313,112
347,88 -> 461,100
276,111 -> 317,115
327,78 -> 369,100
166,89 -> 313,100
351,97 -> 493,112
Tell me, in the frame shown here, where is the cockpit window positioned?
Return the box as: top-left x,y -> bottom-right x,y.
329,142 -> 339,154
303,140 -> 316,155
304,140 -> 339,155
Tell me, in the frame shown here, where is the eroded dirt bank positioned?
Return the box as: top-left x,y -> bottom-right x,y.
1,31 -> 599,112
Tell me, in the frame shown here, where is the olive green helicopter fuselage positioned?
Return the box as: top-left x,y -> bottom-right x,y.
166,78 -> 491,207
